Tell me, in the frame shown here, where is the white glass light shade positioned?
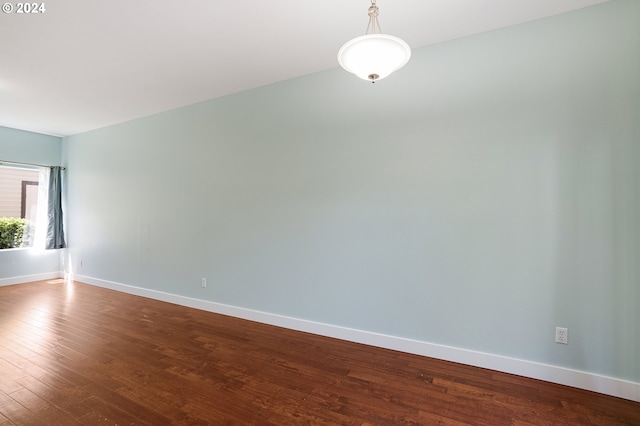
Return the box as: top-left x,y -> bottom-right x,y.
337,34 -> 411,82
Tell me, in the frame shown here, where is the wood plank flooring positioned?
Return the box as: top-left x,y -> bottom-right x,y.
0,279 -> 638,425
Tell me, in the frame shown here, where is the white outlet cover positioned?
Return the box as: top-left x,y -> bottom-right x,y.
555,327 -> 568,344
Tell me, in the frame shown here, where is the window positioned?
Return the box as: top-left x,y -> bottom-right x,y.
0,164 -> 48,249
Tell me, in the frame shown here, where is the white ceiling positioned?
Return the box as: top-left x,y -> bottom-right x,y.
1,0 -> 609,137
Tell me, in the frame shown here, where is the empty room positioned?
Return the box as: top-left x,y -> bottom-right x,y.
1,0 -> 639,424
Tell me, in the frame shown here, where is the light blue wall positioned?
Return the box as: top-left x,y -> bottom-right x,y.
0,126 -> 61,165
0,126 -> 63,279
62,0 -> 639,383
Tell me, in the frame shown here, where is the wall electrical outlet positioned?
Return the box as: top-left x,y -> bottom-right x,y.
555,327 -> 568,344
201,278 -> 207,288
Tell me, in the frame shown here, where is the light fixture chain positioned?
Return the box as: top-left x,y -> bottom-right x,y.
365,0 -> 382,35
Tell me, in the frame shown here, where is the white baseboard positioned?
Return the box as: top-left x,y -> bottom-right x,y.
0,271 -> 64,287
69,274 -> 640,402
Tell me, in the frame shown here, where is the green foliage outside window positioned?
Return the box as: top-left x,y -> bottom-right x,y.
0,217 -> 30,249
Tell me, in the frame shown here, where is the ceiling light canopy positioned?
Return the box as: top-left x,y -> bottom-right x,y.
338,0 -> 411,83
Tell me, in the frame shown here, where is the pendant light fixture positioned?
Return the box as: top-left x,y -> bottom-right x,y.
337,0 -> 411,83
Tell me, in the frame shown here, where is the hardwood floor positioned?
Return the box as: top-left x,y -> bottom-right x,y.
0,280 -> 638,425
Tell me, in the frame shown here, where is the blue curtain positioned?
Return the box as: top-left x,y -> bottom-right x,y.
46,166 -> 66,249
